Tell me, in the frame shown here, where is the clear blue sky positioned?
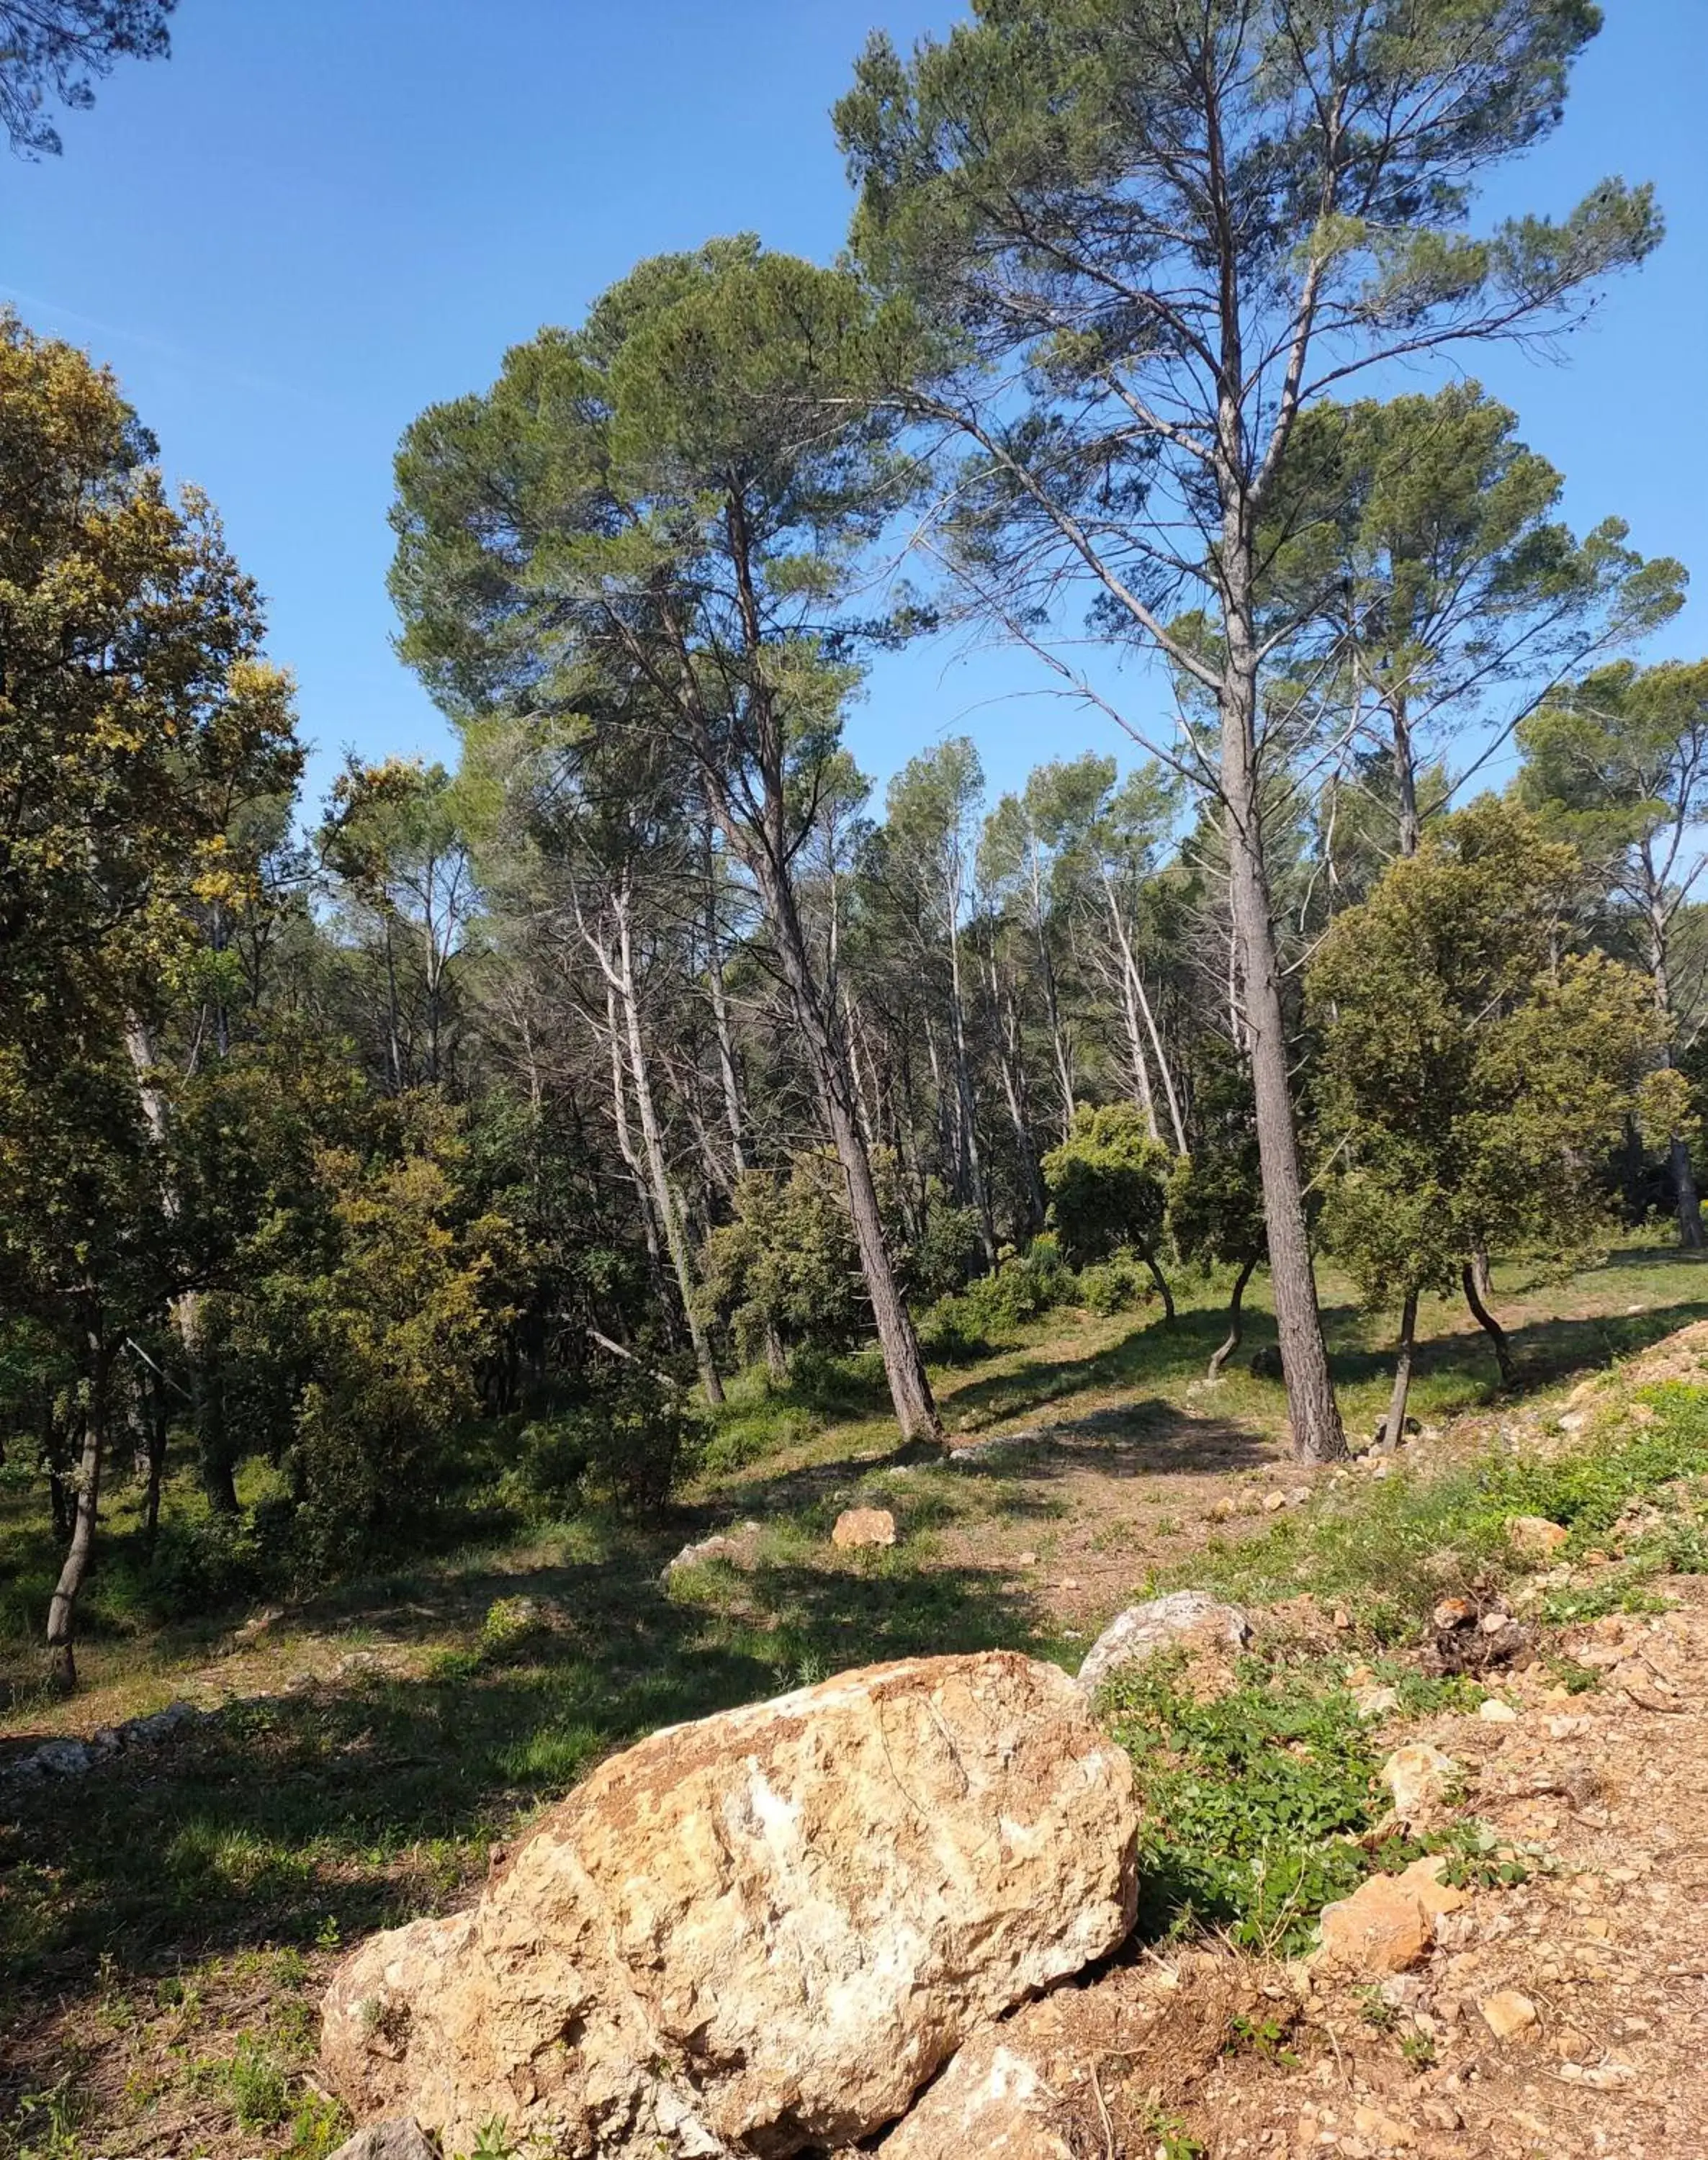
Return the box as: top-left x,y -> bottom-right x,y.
7,0 -> 1705,814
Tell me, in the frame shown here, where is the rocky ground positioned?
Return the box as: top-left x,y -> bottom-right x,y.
6,1272 -> 1708,2160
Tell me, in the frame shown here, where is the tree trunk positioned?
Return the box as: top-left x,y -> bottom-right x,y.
764,1321 -> 788,1386
1389,694 -> 1421,860
1470,1246 -> 1494,1301
1208,1253 -> 1259,1380
143,1364 -> 168,1552
945,918 -> 998,1267
1028,846 -> 1075,1139
1670,1131 -> 1704,1251
615,901 -> 724,1407
760,860 -> 941,1443
702,825 -> 749,1179
46,1324 -> 108,1693
1220,640 -> 1346,1462
1383,1287 -> 1419,1446
1141,1248 -> 1176,1325
989,958 -> 1046,1230
1461,1261 -> 1516,1385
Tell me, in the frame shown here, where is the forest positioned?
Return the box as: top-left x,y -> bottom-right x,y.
3,0 -> 1707,1712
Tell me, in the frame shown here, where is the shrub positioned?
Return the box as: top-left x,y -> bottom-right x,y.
577,1371 -> 709,1516
1078,1250 -> 1152,1316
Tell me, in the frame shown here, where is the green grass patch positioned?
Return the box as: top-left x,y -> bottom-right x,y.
1102,1655 -> 1393,1956
1168,1380 -> 1708,1637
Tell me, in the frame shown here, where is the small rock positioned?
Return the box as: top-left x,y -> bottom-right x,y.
1015,1552 -> 1038,1568
326,2123 -> 439,2160
1351,1683 -> 1400,1717
1286,1486 -> 1311,1506
1478,1610 -> 1514,1635
1505,1516 -> 1570,1561
1478,1698 -> 1517,1724
1432,1597 -> 1476,1631
1352,2103 -> 1416,2150
1316,1873 -> 1434,1975
1380,1743 -> 1457,1827
832,1507 -> 897,1550
1479,1990 -> 1538,2040
1370,1460 -> 1393,1480
1263,1490 -> 1287,1512
1075,1590 -> 1252,1693
1333,1608 -> 1353,1630
1557,1410 -> 1588,1434
1578,2059 -> 1635,2089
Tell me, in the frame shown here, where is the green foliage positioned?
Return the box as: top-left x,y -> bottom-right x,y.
1178,1380 -> 1708,1637
920,1236 -> 1077,1353
1077,1251 -> 1151,1317
286,1099 -> 518,1572
1310,801 -> 1662,1308
1102,1657 -> 1385,1955
1043,1103 -> 1173,1268
572,1369 -> 709,1516
702,1156 -> 868,1364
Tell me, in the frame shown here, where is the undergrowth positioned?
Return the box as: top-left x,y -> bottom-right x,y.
1170,1380 -> 1708,1638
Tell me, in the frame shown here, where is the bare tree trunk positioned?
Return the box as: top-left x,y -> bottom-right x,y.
702,826 -> 750,1179
604,982 -> 668,1291
1383,1288 -> 1419,1445
1461,1261 -> 1516,1386
1141,1248 -> 1176,1324
946,917 -> 997,1266
1670,1133 -> 1704,1251
1105,881 -> 1161,1142
1220,611 -> 1346,1462
46,1323 -> 108,1693
1028,847 -> 1075,1138
1389,694 -> 1421,861
1208,1253 -> 1259,1380
759,862 -> 940,1443
614,900 -> 724,1406
987,953 -> 1046,1230
1470,1246 -> 1495,1301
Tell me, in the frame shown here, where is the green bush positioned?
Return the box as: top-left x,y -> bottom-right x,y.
139,1510 -> 277,1623
496,1417 -> 593,1523
577,1372 -> 709,1516
1042,1103 -> 1172,1266
1078,1250 -> 1153,1316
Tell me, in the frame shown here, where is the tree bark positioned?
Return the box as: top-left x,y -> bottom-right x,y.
945,912 -> 998,1267
1383,1287 -> 1419,1446
1461,1261 -> 1516,1385
46,1323 -> 108,1693
1221,638 -> 1347,1461
1208,1253 -> 1259,1380
1670,1131 -> 1704,1251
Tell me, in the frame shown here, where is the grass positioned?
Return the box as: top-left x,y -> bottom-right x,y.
2,1238 -> 1707,2158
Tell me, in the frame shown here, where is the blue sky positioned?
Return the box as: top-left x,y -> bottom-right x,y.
7,0 -> 1705,816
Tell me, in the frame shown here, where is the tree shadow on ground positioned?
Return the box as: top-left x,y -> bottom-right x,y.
1317,1295 -> 1708,1400
0,1534 -> 1036,1994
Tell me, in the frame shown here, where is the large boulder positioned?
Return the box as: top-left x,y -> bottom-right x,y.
322,1652 -> 1138,2159
1075,1590 -> 1252,1694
